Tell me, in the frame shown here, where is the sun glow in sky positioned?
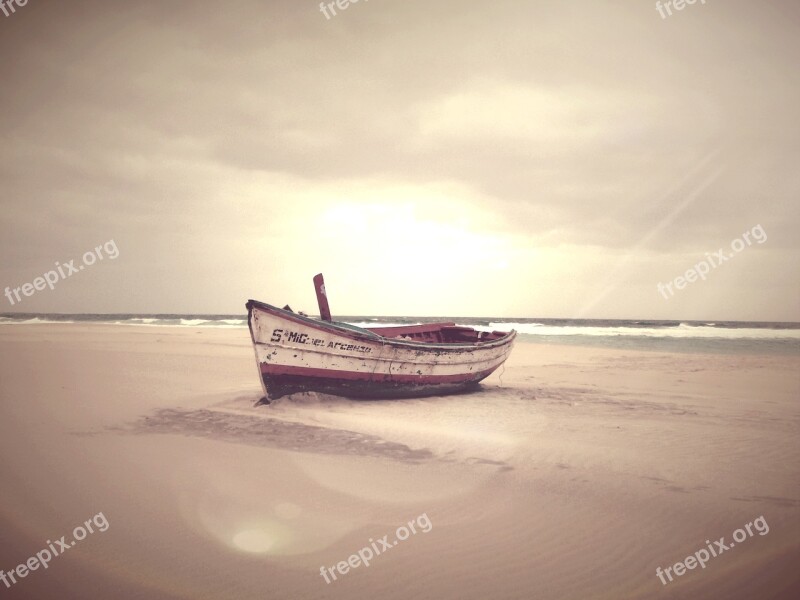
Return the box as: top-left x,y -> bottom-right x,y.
316,198 -> 516,304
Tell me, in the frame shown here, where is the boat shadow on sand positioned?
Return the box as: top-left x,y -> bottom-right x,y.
102,390 -> 516,472
114,404 -> 433,464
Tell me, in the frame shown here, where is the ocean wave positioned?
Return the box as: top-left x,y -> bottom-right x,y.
0,316 -> 248,328
0,317 -> 80,325
488,322 -> 800,340
1,315 -> 797,340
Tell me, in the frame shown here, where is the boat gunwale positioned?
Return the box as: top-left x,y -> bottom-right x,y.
246,299 -> 517,351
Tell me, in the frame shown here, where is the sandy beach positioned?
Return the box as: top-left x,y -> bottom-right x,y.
0,324 -> 798,599
3,0 -> 799,598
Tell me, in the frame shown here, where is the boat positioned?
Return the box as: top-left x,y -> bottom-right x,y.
246,274 -> 516,401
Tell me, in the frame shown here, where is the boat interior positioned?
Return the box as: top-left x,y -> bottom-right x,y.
366,322 -> 508,344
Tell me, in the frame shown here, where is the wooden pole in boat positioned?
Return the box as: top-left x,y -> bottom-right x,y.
313,273 -> 332,322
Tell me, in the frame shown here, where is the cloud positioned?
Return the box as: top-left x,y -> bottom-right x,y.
0,0 -> 797,318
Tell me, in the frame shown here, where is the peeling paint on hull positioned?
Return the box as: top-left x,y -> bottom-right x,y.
246,299 -> 516,401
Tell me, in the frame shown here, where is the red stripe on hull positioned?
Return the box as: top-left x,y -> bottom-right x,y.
260,363 -> 500,385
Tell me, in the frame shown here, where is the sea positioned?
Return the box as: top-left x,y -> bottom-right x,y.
1,314 -> 799,355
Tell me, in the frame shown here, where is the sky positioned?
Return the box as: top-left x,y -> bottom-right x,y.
0,0 -> 798,320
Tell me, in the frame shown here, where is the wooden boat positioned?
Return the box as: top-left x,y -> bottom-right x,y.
246,274 -> 516,401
